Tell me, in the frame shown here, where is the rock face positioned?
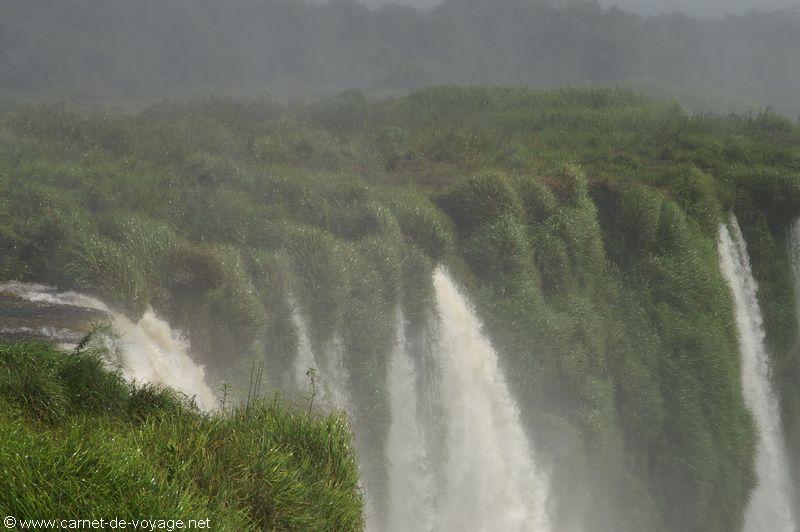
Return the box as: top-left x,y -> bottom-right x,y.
0,283 -> 110,346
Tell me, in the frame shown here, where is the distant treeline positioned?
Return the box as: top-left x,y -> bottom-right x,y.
1,0 -> 800,115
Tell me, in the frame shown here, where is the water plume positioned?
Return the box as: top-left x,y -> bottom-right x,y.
718,216 -> 796,532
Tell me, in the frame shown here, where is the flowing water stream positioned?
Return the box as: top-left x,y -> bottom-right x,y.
718,216 -> 796,532
0,282 -> 217,411
385,309 -> 436,532
380,270 -> 553,530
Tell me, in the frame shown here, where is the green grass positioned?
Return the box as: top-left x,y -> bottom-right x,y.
0,342 -> 364,531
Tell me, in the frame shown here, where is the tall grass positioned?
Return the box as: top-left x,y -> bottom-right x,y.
0,342 -> 364,530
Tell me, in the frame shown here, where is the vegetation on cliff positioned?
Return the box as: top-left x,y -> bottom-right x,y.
0,341 -> 364,530
1,86 -> 799,529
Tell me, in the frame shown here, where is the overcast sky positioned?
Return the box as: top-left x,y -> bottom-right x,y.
359,0 -> 800,18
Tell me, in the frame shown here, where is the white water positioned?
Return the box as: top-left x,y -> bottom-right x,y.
289,303 -> 351,411
0,283 -> 217,411
790,219 -> 800,330
429,268 -> 551,531
385,309 -> 435,532
288,271 -> 552,531
718,217 -> 796,532
111,310 -> 217,411
290,304 -> 322,395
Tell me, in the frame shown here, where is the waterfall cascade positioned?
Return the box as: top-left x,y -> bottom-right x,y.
289,302 -> 352,412
0,283 -> 217,411
4,271 -> 553,530
385,309 -> 435,532
790,219 -> 800,330
430,268 -> 551,531
718,216 -> 796,532
289,269 -> 553,531
380,270 -> 554,531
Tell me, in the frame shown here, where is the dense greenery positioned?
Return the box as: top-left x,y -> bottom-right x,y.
0,341 -> 364,530
2,0 -> 800,117
1,86 -> 800,529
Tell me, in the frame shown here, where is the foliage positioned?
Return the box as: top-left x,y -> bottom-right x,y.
2,87 -> 800,530
0,341 -> 364,531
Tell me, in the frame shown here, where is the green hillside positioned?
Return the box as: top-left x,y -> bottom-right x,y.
1,86 -> 799,530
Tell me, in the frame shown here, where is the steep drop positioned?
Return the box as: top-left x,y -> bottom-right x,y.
790,219 -> 800,329
430,268 -> 551,531
718,217 -> 796,532
289,303 -> 352,413
386,309 -> 436,532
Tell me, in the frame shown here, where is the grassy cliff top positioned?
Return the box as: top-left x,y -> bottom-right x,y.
0,341 -> 364,531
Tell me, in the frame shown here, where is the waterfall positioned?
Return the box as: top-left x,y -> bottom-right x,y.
289,304 -> 322,397
0,283 -> 217,411
386,309 -> 435,532
110,310 -> 217,411
288,302 -> 378,520
288,302 -> 351,412
289,270 -> 551,531
718,216 -> 796,532
790,219 -> 800,329
430,268 -> 551,531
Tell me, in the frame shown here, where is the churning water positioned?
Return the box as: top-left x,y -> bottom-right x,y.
718,216 -> 796,532
429,268 -> 551,531
382,270 -> 553,531
0,282 -> 217,411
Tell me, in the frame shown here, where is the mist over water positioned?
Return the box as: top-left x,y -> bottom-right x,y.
290,303 -> 319,394
718,217 -> 796,532
359,0 -> 800,16
3,0 -> 800,117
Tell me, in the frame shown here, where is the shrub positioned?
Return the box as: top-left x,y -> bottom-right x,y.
399,244 -> 435,326
308,90 -> 368,135
516,175 -> 558,226
462,214 -> 537,288
437,170 -> 524,234
390,190 -> 454,260
663,166 -> 723,235
558,164 -> 589,206
99,213 -> 179,306
616,185 -> 664,253
285,227 -> 348,343
61,232 -> 149,318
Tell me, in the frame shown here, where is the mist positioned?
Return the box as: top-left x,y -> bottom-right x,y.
361,0 -> 800,17
2,0 -> 800,117
601,0 -> 800,16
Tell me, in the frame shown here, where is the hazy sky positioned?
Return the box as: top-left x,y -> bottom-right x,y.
360,0 -> 800,17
